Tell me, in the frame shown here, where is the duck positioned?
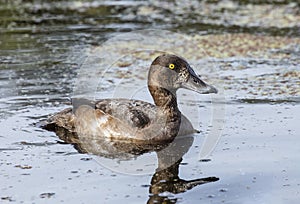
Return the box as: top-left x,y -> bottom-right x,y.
43,54 -> 217,143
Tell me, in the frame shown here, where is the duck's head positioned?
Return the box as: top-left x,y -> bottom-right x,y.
148,54 -> 217,94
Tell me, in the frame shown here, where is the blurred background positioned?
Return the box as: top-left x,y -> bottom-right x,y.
1,0 -> 299,67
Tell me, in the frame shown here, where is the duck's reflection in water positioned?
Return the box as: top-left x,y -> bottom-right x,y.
53,127 -> 219,203
147,135 -> 219,203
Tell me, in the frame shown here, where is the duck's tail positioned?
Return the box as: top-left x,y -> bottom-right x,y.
41,108 -> 76,132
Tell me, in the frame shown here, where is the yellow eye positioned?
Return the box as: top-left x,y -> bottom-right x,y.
169,63 -> 175,69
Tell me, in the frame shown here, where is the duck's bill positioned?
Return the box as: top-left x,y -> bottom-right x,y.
182,66 -> 218,94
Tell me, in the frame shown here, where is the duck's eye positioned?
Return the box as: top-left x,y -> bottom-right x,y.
169,63 -> 175,69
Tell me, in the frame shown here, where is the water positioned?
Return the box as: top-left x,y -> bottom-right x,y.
1,0 -> 300,203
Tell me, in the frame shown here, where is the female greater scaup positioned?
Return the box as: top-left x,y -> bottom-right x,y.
44,54 -> 217,143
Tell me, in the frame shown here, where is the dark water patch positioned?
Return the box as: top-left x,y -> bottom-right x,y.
54,151 -> 79,156
199,159 -> 212,162
40,192 -> 55,199
1,197 -> 14,202
0,148 -> 23,151
15,141 -> 58,147
235,97 -> 300,104
14,164 -> 32,169
80,157 -> 92,161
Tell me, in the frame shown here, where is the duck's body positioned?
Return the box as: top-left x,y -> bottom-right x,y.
46,97 -> 195,142
44,54 -> 217,143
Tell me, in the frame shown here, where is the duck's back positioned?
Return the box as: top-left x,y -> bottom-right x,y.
95,99 -> 157,129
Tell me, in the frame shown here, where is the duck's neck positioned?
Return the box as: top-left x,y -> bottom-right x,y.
148,85 -> 181,124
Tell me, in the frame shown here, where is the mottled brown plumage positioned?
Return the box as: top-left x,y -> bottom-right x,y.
43,54 -> 217,143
